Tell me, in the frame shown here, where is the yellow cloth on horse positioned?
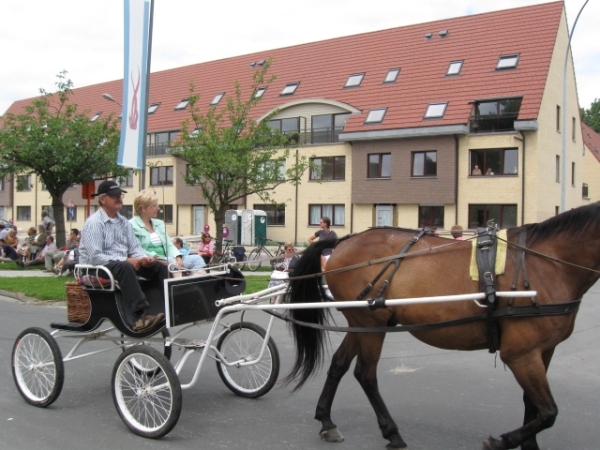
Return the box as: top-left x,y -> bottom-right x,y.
469,229 -> 507,281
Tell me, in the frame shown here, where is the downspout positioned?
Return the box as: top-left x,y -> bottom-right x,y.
454,135 -> 459,226
294,149 -> 299,245
514,132 -> 525,225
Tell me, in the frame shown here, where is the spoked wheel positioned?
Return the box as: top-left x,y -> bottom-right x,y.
12,327 -> 64,407
216,322 -> 279,398
246,249 -> 262,272
112,346 -> 182,439
120,328 -> 172,376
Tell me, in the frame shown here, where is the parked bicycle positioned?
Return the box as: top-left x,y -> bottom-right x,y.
246,238 -> 285,272
212,239 -> 246,270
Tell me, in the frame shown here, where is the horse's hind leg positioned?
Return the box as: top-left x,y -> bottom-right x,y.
483,350 -> 558,450
315,333 -> 359,443
354,333 -> 407,449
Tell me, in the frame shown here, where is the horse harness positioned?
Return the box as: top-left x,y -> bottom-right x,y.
277,227 -> 582,352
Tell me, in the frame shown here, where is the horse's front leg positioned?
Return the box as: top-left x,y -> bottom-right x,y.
354,333 -> 407,449
315,332 -> 359,443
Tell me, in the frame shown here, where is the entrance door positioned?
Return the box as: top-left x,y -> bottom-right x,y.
241,210 -> 254,246
376,205 -> 393,227
193,206 -> 204,235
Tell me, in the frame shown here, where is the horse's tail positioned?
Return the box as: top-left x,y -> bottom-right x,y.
283,239 -> 336,390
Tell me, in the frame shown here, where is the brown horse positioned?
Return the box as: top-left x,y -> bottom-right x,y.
286,202 -> 600,450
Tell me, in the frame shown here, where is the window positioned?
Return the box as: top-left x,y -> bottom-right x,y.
446,61 -> 463,75
117,169 -> 134,187
311,113 -> 350,144
310,156 -> 346,181
424,103 -> 447,119
418,206 -> 444,228
384,68 -> 400,83
259,159 -> 286,181
572,162 -> 575,186
254,204 -> 285,225
572,117 -> 576,141
0,177 -> 4,191
344,73 -> 365,88
90,112 -> 102,122
556,105 -> 561,131
496,54 -> 519,70
66,205 -> 77,221
150,166 -> 173,186
16,175 -> 31,192
412,151 -> 437,177
309,205 -> 345,226
269,117 -> 300,143
470,98 -> 522,133
210,93 -> 224,105
254,87 -> 267,98
470,148 -> 518,176
148,103 -> 160,114
368,153 -> 391,178
556,155 -> 560,182
281,83 -> 299,95
365,108 -> 387,124
583,183 -> 589,199
468,204 -> 517,229
17,206 -> 31,221
147,131 -> 179,157
157,205 -> 173,224
174,99 -> 189,110
120,205 -> 134,220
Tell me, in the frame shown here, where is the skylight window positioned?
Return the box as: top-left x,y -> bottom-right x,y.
210,93 -> 224,105
496,54 -> 520,70
384,68 -> 400,83
424,103 -> 448,119
281,82 -> 299,95
148,103 -> 160,114
90,112 -> 102,122
174,99 -> 189,110
446,61 -> 463,75
345,73 -> 365,88
365,108 -> 387,124
254,87 -> 267,98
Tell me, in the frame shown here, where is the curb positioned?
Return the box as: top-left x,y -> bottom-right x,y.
0,289 -> 66,307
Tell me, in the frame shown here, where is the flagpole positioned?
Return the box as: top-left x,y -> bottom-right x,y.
140,0 -> 154,191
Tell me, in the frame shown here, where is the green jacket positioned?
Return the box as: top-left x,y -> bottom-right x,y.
129,216 -> 181,259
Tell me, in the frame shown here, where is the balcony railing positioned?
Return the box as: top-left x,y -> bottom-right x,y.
146,142 -> 172,157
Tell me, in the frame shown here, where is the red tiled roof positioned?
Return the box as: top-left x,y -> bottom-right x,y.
582,122 -> 600,163
4,1 -> 564,135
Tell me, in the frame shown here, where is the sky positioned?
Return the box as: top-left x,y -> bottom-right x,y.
1,0 -> 598,115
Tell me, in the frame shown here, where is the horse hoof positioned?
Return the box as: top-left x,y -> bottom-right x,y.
482,436 -> 506,450
320,427 -> 344,442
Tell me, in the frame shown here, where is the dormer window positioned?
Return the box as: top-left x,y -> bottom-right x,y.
174,99 -> 189,110
365,108 -> 387,124
281,82 -> 299,95
148,103 -> 160,114
90,112 -> 102,122
210,93 -> 225,105
345,73 -> 365,88
384,68 -> 400,83
424,103 -> 447,119
496,54 -> 519,70
254,87 -> 267,98
446,61 -> 463,76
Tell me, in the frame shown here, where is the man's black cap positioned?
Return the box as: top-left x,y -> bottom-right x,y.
92,180 -> 128,197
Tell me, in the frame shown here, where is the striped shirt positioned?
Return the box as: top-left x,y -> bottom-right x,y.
79,208 -> 145,266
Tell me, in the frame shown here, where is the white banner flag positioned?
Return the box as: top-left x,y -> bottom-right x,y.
118,0 -> 151,169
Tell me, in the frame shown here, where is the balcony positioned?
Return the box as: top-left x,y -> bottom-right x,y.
146,142 -> 172,157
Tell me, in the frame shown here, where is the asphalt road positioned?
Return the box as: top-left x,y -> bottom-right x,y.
0,285 -> 599,450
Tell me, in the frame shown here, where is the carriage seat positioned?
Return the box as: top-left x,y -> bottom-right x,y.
75,264 -> 152,291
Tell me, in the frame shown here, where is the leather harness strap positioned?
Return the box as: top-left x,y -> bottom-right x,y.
475,227 -> 500,353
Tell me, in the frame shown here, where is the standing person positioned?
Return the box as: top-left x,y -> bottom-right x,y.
129,190 -> 206,272
308,216 -> 338,270
197,232 -> 215,265
41,210 -> 55,235
79,180 -> 166,333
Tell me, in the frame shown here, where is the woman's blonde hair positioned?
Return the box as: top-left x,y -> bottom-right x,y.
133,189 -> 159,216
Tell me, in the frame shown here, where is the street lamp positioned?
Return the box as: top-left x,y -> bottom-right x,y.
102,93 -> 122,108
560,0 -> 589,212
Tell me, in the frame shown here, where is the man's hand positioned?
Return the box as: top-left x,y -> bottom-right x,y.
139,256 -> 156,268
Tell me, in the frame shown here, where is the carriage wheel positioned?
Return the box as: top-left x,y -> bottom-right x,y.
246,249 -> 262,272
112,346 -> 182,439
120,328 -> 172,376
12,327 -> 64,408
216,322 -> 280,398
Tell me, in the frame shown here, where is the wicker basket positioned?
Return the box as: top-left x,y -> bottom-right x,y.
66,282 -> 91,323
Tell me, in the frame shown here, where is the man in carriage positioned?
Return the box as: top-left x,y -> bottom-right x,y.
79,180 -> 167,332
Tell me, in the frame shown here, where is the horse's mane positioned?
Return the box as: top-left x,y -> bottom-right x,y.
524,202 -> 600,246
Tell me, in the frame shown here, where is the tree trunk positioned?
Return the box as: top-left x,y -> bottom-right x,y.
213,205 -> 228,253
51,195 -> 66,248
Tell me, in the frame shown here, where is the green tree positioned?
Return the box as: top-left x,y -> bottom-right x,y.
171,60 -> 309,249
0,71 -> 129,247
580,98 -> 600,133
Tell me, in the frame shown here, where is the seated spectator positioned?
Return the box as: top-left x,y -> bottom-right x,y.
274,242 -> 299,274
27,225 -> 47,260
0,239 -> 20,262
130,190 -> 206,274
172,237 -> 189,256
54,236 -> 81,276
5,229 -> 19,248
486,168 -> 494,175
197,232 -> 215,265
45,228 -> 79,272
18,235 -> 57,268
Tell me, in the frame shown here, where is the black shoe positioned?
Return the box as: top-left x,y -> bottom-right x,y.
16,260 -> 24,267
133,313 -> 165,332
